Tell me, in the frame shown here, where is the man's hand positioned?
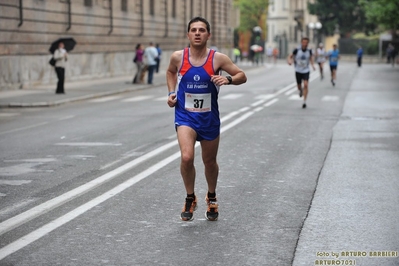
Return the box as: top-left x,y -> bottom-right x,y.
210,75 -> 229,86
167,93 -> 177,108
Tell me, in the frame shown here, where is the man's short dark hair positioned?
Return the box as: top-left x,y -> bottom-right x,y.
187,17 -> 211,33
301,37 -> 309,42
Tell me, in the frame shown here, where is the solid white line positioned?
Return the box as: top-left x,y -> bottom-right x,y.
0,140 -> 178,236
251,100 -> 265,107
285,88 -> 297,96
122,95 -> 153,102
253,106 -> 264,112
264,98 -> 279,107
0,111 -> 257,260
88,96 -> 123,103
0,122 -> 49,135
0,150 -> 182,261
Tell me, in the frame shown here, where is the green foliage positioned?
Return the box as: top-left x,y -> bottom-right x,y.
360,0 -> 399,35
366,39 -> 379,54
234,0 -> 269,33
308,0 -> 374,36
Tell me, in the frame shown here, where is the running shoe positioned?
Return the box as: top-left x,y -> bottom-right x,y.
180,196 -> 197,221
331,79 -> 335,86
302,103 -> 307,109
205,196 -> 219,221
299,88 -> 303,97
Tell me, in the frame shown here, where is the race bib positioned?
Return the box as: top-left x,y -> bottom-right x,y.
298,59 -> 308,67
185,93 -> 211,112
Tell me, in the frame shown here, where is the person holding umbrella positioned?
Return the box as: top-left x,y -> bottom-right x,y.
53,42 -> 68,94
49,38 -> 76,94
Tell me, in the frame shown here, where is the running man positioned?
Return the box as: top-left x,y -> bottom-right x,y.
287,37 -> 316,109
166,17 -> 247,221
327,44 -> 340,86
316,43 -> 326,79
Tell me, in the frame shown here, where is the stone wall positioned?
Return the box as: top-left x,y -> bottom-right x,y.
0,0 -> 238,90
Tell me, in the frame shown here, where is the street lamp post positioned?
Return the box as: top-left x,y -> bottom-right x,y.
308,22 -> 322,46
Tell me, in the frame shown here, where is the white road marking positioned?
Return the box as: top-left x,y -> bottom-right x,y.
285,88 -> 298,96
322,95 -> 339,101
54,142 -> 122,146
4,158 -> 56,163
264,98 -> 279,107
0,110 -> 259,260
0,76 -> 320,258
251,100 -> 265,107
88,96 -> 123,103
220,93 -> 244,100
0,193 -> 6,197
154,96 -> 167,101
0,163 -> 44,176
0,180 -> 32,186
58,115 -> 75,121
253,106 -> 264,112
0,122 -> 48,135
255,94 -> 275,100
122,95 -> 153,102
288,94 -> 302,101
0,140 -> 179,236
0,113 -> 19,117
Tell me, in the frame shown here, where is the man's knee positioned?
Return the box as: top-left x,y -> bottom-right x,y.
181,152 -> 194,167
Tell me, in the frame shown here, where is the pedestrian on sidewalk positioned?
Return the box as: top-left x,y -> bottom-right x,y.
287,37 -> 316,109
166,16 -> 247,222
272,47 -> 279,64
144,42 -> 158,84
155,44 -> 162,73
53,42 -> 68,94
327,44 -> 340,86
316,43 -> 326,79
266,46 -> 273,63
133,44 -> 145,84
233,47 -> 241,63
356,46 -> 363,67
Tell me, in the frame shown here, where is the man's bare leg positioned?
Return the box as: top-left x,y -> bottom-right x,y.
177,126 -> 197,194
200,136 -> 220,194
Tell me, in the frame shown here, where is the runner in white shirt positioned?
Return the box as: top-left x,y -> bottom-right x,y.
316,43 -> 326,80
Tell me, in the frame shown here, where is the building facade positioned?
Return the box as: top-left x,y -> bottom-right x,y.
0,0 -> 238,90
266,0 -> 321,58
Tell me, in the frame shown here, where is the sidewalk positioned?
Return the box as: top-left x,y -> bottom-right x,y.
0,71 -> 167,108
0,63 -> 260,108
293,64 -> 399,265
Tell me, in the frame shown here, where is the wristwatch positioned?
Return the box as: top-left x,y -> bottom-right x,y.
226,75 -> 232,85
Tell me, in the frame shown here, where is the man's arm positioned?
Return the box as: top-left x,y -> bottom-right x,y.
309,52 -> 316,71
166,51 -> 181,108
211,52 -> 247,86
287,49 -> 296,65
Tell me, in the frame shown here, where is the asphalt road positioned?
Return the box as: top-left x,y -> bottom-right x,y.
0,62 -> 398,266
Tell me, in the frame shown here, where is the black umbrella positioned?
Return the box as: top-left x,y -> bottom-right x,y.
49,37 -> 76,54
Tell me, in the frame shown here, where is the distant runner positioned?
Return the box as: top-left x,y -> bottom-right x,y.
327,44 -> 340,86
287,37 -> 316,109
316,43 -> 326,80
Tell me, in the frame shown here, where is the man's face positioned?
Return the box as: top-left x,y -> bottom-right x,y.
187,21 -> 210,47
301,39 -> 309,48
59,42 -> 64,49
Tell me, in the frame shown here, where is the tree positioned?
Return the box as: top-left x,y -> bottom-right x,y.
234,0 -> 268,33
360,0 -> 399,38
308,0 -> 375,36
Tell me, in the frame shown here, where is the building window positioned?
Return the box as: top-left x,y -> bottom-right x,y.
150,0 -> 155,15
172,0 -> 176,18
84,0 -> 92,7
121,0 -> 127,11
190,0 -> 193,19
